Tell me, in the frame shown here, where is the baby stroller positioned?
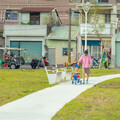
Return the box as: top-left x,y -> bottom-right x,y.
72,63 -> 82,85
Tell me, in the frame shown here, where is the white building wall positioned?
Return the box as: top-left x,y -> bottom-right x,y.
111,5 -> 117,67
40,13 -> 51,25
4,25 -> 47,56
80,24 -> 111,35
20,13 -> 30,24
4,25 -> 47,36
77,35 -> 82,60
98,14 -> 105,24
90,14 -> 105,24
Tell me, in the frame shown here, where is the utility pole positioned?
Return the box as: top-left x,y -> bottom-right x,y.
68,8 -> 71,64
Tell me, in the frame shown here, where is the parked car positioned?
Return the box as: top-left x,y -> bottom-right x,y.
30,58 -> 49,69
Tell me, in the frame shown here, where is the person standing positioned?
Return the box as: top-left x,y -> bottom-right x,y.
78,50 -> 92,84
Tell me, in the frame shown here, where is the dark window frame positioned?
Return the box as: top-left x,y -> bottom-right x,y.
117,0 -> 120,3
69,0 -> 82,3
62,48 -> 73,56
30,12 -> 40,25
105,14 -> 111,23
98,0 -> 108,2
6,9 -> 18,20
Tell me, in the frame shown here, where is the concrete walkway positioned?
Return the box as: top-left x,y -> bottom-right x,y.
0,74 -> 120,120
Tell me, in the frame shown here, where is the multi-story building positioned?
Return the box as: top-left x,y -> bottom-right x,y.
0,0 -> 117,30
1,0 -> 118,66
0,0 -> 81,30
117,0 -> 120,31
116,0 -> 120,67
76,0 -> 117,67
3,7 -> 61,63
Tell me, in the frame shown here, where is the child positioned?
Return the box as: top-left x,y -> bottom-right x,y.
72,65 -> 81,84
78,50 -> 92,84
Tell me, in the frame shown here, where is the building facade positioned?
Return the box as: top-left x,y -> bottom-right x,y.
115,32 -> 120,67
4,8 -> 61,63
46,26 -> 79,65
1,0 -> 118,66
0,0 -> 81,30
76,1 -> 117,67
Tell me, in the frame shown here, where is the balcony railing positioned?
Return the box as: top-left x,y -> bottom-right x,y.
69,0 -> 81,3
80,23 -> 111,35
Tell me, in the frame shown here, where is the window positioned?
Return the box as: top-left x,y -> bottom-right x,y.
117,0 -> 120,3
98,0 -> 108,2
117,10 -> 120,18
82,45 -> 101,59
82,40 -> 101,59
30,12 -> 40,25
6,10 -> 18,20
62,48 -> 73,56
69,0 -> 81,3
71,10 -> 79,25
84,0 -> 90,3
71,11 -> 78,20
105,14 -> 111,23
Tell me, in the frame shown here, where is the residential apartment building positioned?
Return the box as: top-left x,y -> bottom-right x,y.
76,0 -> 117,67
116,0 -> 120,67
0,0 -> 81,30
4,7 -> 61,63
117,0 -> 120,32
1,0 -> 116,30
0,0 -> 118,66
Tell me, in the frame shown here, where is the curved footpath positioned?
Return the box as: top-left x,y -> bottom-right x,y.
0,74 -> 120,120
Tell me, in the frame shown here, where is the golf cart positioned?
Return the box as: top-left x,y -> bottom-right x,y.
0,47 -> 26,69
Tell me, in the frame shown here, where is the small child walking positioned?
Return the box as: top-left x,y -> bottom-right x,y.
78,50 -> 92,84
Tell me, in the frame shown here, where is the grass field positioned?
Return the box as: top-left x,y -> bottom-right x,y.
80,69 -> 120,77
0,68 -> 120,108
0,69 -> 56,106
52,76 -> 120,120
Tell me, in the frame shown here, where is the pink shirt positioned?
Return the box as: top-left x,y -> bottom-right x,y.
79,55 -> 92,68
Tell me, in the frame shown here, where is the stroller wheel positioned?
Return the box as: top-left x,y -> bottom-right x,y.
86,80 -> 88,84
80,80 -> 82,84
75,80 -> 77,85
72,80 -> 74,84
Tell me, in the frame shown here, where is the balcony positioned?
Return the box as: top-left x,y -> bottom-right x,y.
77,2 -> 115,10
80,23 -> 111,35
4,25 -> 47,37
69,0 -> 81,3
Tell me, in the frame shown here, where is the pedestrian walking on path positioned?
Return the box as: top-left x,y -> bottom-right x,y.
78,50 -> 92,84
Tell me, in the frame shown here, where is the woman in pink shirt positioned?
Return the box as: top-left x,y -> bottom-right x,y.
78,50 -> 92,84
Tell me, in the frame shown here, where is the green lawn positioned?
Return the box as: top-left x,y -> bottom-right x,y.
79,69 -> 120,77
52,76 -> 120,120
0,68 -> 120,109
90,69 -> 120,77
0,69 -> 56,106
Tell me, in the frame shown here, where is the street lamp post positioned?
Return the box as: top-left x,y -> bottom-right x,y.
82,2 -> 91,50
